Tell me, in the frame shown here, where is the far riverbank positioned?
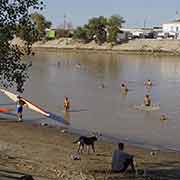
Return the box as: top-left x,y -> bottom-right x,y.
12,38 -> 180,56
31,38 -> 180,56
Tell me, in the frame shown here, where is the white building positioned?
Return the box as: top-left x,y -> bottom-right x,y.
163,19 -> 180,35
120,28 -> 154,38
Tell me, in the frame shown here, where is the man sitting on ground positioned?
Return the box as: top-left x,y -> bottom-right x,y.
112,143 -> 136,173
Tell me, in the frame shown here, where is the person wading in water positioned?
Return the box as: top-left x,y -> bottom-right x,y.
64,97 -> 70,112
144,94 -> 151,107
16,95 -> 26,122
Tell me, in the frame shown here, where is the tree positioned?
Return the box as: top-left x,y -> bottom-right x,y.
88,16 -> 107,44
73,26 -> 91,43
0,0 -> 43,92
107,15 -> 125,44
73,15 -> 125,45
73,16 -> 107,44
17,13 -> 51,42
30,12 -> 52,40
16,23 -> 39,44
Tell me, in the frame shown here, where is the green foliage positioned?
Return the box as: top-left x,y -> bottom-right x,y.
0,0 -> 43,92
17,12 -> 51,42
73,16 -> 107,44
107,15 -> 125,44
88,16 -> 107,44
108,15 -> 125,27
73,15 -> 125,45
16,23 -> 39,45
30,12 -> 52,40
73,26 -> 91,43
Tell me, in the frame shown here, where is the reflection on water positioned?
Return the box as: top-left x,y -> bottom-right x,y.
2,50 -> 180,151
63,111 -> 70,123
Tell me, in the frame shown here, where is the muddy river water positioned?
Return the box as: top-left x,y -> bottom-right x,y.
1,50 -> 180,151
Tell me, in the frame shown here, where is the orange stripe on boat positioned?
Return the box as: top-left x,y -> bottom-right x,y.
0,108 -> 10,113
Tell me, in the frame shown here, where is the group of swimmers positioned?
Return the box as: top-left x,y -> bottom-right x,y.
15,79 -> 154,122
64,80 -> 153,115
64,79 -> 152,115
120,79 -> 153,107
64,79 -> 153,113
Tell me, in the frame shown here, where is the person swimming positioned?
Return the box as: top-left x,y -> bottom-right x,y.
64,97 -> 70,112
144,94 -> 151,107
75,63 -> 81,69
144,80 -> 152,87
100,83 -> 105,88
160,114 -> 168,121
121,83 -> 128,92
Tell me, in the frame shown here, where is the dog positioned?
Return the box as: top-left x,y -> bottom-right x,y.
73,135 -> 100,154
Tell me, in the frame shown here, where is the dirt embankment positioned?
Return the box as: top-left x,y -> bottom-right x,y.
32,38 -> 180,55
12,37 -> 180,55
0,121 -> 179,180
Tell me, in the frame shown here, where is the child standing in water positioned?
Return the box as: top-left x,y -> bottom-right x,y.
64,97 -> 70,112
144,80 -> 152,87
16,95 -> 26,122
144,94 -> 151,107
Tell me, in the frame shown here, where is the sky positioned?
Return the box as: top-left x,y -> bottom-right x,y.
42,0 -> 180,28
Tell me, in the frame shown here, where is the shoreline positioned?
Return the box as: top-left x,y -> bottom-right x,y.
0,120 -> 180,179
12,38 -> 180,56
31,38 -> 180,56
33,46 -> 177,56
69,125 -> 180,154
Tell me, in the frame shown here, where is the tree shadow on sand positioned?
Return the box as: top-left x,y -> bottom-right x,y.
89,160 -> 180,180
0,168 -> 34,179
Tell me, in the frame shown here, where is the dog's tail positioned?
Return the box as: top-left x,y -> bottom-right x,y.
73,139 -> 79,144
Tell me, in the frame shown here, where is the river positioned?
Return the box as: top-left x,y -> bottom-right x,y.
1,50 -> 180,151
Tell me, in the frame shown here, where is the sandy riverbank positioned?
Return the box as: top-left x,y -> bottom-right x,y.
33,38 -> 180,56
11,38 -> 180,56
0,121 -> 179,180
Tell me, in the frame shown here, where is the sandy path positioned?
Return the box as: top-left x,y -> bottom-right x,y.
0,121 -> 179,180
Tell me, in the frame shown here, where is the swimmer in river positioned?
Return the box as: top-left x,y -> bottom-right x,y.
144,80 -> 152,87
100,83 -> 105,88
121,83 -> 128,93
64,97 -> 70,112
160,114 -> 168,121
57,61 -> 61,68
144,94 -> 151,107
75,63 -> 81,68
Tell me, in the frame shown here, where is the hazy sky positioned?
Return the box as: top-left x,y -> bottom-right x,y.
42,0 -> 180,28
